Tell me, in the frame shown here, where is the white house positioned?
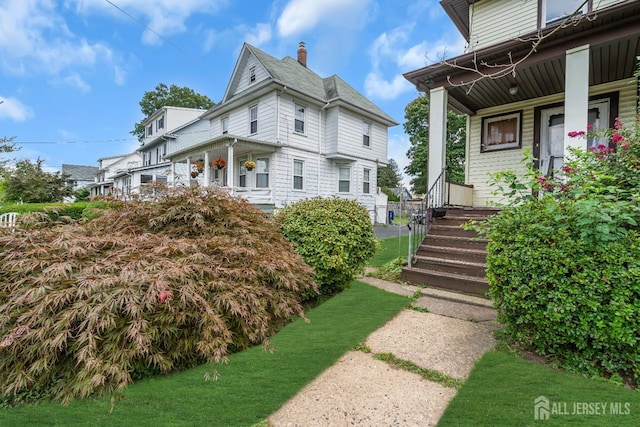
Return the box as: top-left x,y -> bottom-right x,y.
404,0 -> 640,207
164,42 -> 398,221
90,152 -> 142,198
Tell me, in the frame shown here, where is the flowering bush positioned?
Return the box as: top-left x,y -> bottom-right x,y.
211,157 -> 226,169
244,160 -> 256,170
479,110 -> 640,388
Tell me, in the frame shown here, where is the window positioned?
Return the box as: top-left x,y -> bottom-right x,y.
146,125 -> 153,137
156,176 -> 167,184
239,160 -> 247,188
155,147 -> 160,163
338,166 -> 351,193
481,111 -> 522,152
256,158 -> 269,188
143,152 -> 151,166
363,122 -> 371,147
363,168 -> 371,194
250,106 -> 258,134
157,115 -> 164,131
221,117 -> 228,134
543,0 -> 588,26
162,143 -> 167,157
293,160 -> 304,190
294,103 -> 305,133
249,66 -> 256,83
141,174 -> 153,184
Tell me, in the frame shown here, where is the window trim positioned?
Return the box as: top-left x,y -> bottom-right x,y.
255,157 -> 270,188
480,110 -> 523,152
238,158 -> 247,188
294,103 -> 305,134
293,159 -> 304,190
157,115 -> 165,131
249,66 -> 256,84
538,0 -> 591,28
146,124 -> 153,137
221,116 -> 229,135
363,168 -> 371,194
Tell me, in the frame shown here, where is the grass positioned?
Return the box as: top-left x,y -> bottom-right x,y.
0,281 -> 409,426
438,350 -> 640,427
369,234 -> 409,267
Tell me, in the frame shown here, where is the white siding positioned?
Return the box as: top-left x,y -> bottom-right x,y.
325,108 -> 339,153
168,120 -> 211,155
278,95 -> 321,152
466,78 -> 638,206
233,54 -> 270,96
327,108 -> 387,162
469,0 -> 538,51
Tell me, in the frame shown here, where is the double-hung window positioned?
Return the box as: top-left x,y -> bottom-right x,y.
543,0 -> 588,26
239,160 -> 247,188
294,103 -> 305,133
363,122 -> 371,147
338,166 -> 351,193
221,117 -> 228,134
157,115 -> 164,131
256,158 -> 269,188
249,66 -> 256,83
293,160 -> 304,190
250,106 -> 258,134
363,168 -> 371,194
146,125 -> 153,137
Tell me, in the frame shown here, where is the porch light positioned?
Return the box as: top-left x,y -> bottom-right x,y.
509,85 -> 519,96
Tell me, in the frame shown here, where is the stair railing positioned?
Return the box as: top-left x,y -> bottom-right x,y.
407,167 -> 447,267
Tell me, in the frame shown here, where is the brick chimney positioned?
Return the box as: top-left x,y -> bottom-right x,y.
297,41 -> 307,67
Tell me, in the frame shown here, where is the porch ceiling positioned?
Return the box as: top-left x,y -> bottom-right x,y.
404,2 -> 640,115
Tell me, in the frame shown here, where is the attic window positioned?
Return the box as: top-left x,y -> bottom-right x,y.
543,0 -> 588,26
362,122 -> 371,147
157,115 -> 164,131
146,125 -> 153,137
294,103 -> 305,133
249,66 -> 256,84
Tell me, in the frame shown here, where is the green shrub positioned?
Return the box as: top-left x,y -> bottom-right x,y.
0,202 -> 88,220
482,115 -> 640,387
0,186 -> 316,405
276,197 -> 378,298
369,257 -> 405,282
81,198 -> 119,220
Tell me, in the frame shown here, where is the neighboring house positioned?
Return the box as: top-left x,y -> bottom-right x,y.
404,0 -> 640,207
128,106 -> 205,194
62,164 -> 99,190
164,42 -> 398,221
90,152 -> 142,197
390,187 -> 413,202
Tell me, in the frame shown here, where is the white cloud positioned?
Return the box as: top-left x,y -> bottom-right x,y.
245,23 -> 272,47
277,0 -> 371,37
114,65 -> 126,86
0,96 -> 34,122
69,0 -> 229,45
61,72 -> 91,92
364,72 -> 413,100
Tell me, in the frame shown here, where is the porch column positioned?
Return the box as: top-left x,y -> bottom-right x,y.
186,157 -> 192,187
564,44 -> 590,156
428,87 -> 448,192
203,151 -> 210,187
171,162 -> 176,187
227,140 -> 235,194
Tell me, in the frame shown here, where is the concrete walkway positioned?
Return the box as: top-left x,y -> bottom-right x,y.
268,276 -> 499,426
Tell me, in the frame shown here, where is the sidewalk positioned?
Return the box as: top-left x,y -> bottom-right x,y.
268,277 -> 499,426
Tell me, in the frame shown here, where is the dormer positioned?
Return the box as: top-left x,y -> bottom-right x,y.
442,0 -> 629,52
140,106 -> 203,146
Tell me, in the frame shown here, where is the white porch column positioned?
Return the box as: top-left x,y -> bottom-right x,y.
203,151 -> 210,187
171,162 -> 176,187
227,140 -> 235,194
186,157 -> 192,187
564,44 -> 590,156
428,87 -> 448,192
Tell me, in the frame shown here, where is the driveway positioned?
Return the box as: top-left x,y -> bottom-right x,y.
374,223 -> 410,239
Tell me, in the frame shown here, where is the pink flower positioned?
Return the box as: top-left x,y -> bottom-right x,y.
561,165 -> 573,174
159,290 -> 173,303
614,117 -> 623,130
612,133 -> 624,144
586,124 -> 593,131
567,130 -> 586,138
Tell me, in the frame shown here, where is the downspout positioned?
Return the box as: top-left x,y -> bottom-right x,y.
319,101 -> 331,196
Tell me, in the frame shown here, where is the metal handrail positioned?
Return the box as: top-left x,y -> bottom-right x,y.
407,168 -> 447,267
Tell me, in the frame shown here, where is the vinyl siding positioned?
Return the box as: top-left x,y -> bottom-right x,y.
328,107 -> 387,162
167,120 -> 211,155
278,95 -> 321,152
469,0 -> 538,51
466,78 -> 638,206
325,108 -> 339,154
233,54 -> 270,96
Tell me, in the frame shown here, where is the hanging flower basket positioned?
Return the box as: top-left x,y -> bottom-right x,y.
244,160 -> 256,171
212,157 -> 227,169
194,160 -> 205,173
191,171 -> 199,178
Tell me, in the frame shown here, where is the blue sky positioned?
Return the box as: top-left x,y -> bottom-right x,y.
0,0 -> 465,182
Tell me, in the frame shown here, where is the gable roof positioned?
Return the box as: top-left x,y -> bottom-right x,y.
210,43 -> 397,126
62,164 -> 99,181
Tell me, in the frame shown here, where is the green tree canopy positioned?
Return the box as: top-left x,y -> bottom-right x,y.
377,158 -> 402,189
1,158 -> 73,203
403,94 -> 467,194
131,83 -> 215,141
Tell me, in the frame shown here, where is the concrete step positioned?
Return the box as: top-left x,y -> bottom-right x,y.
400,267 -> 489,298
416,245 -> 486,263
412,256 -> 486,278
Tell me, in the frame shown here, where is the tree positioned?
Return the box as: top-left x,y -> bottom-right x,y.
131,83 -> 215,141
404,94 -> 467,195
377,158 -> 402,189
1,158 -> 73,203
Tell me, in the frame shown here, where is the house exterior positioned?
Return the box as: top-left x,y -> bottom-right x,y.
61,164 -> 99,190
164,42 -> 397,221
404,0 -> 640,207
90,152 -> 142,197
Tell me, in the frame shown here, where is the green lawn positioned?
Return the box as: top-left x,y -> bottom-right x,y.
438,350 -> 640,427
0,281 -> 409,426
369,234 -> 410,267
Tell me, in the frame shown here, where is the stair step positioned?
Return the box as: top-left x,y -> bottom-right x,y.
400,267 -> 489,297
423,234 -> 488,250
417,245 -> 487,263
429,224 -> 478,237
412,256 -> 486,278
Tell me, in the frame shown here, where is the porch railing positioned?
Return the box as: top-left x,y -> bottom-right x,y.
407,168 -> 447,267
